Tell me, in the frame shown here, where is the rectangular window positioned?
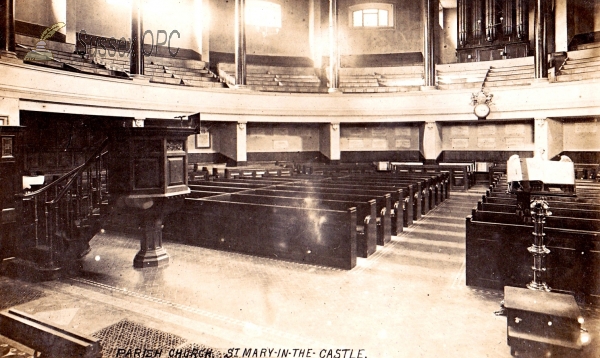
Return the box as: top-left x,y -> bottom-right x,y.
349,3 -> 394,28
353,10 -> 363,27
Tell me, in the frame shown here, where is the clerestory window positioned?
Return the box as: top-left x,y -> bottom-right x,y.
350,3 -> 394,28
245,0 -> 282,29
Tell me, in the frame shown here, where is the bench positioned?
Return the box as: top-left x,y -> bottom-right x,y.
266,183 -> 393,245
392,164 -> 471,191
344,172 -> 448,209
466,208 -> 600,301
477,201 -> 600,220
320,176 -> 417,227
175,198 -> 357,269
224,167 -> 293,179
300,163 -> 376,176
184,181 -> 387,255
0,309 -> 102,358
206,192 -> 378,258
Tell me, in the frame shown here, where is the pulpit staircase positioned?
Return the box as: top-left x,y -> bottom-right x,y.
9,139 -> 110,279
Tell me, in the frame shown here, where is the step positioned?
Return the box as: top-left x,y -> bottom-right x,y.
484,78 -> 532,87
380,86 -> 420,93
379,73 -> 422,80
563,57 -> 600,66
247,74 -> 276,79
556,72 -> 600,82
486,73 -> 534,81
184,75 -> 217,82
559,66 -> 600,75
576,42 -> 600,51
437,82 -> 482,90
151,77 -> 183,85
489,65 -> 534,73
488,68 -> 534,77
378,78 -> 424,86
275,76 -> 320,82
184,80 -> 227,88
253,86 -> 323,93
277,81 -> 321,87
247,80 -> 279,86
339,78 -> 378,84
436,76 -> 486,83
339,82 -> 380,88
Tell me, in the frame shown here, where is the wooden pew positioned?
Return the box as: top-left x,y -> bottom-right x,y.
482,195 -> 600,211
340,172 -> 442,215
321,177 -> 416,227
178,197 -> 357,269
224,167 -> 293,179
247,188 -> 392,246
300,163 -> 376,175
470,208 -> 600,232
392,163 -> 471,191
477,201 -> 600,220
574,163 -> 599,180
489,163 -> 506,186
201,177 -> 399,235
266,184 -> 393,244
207,192 -> 378,258
466,214 -> 600,301
343,172 -> 448,209
272,181 -> 403,233
0,309 -> 102,358
185,183 -> 385,255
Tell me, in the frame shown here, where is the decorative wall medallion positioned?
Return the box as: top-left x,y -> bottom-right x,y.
471,90 -> 493,119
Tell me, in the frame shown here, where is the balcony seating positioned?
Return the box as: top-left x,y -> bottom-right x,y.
556,48 -> 600,83
16,37 -> 224,88
338,66 -> 423,93
217,63 -> 325,93
482,57 -> 535,88
436,63 -> 489,90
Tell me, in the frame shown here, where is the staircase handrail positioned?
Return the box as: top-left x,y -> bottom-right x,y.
557,57 -> 569,75
23,138 -> 109,203
481,66 -> 492,90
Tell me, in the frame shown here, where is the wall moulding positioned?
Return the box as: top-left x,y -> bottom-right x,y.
3,63 -> 600,124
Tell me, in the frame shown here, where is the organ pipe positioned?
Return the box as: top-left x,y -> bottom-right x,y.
503,0 -> 514,36
458,0 -> 469,46
472,0 -> 483,40
485,0 -> 497,42
516,0 -> 528,40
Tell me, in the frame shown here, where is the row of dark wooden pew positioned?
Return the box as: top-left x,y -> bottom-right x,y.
297,162 -> 474,191
164,170 -> 450,270
466,176 -> 600,303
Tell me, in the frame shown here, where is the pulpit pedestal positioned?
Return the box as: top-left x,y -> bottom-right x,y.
108,123 -> 195,268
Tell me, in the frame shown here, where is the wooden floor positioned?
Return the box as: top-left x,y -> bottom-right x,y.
0,185 -> 598,358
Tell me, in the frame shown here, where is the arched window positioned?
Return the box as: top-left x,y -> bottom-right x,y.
246,0 -> 282,29
349,3 -> 394,28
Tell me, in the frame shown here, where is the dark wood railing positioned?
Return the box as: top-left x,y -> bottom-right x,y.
20,138 -> 109,270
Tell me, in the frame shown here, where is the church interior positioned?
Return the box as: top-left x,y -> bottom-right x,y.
1,0 -> 600,357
